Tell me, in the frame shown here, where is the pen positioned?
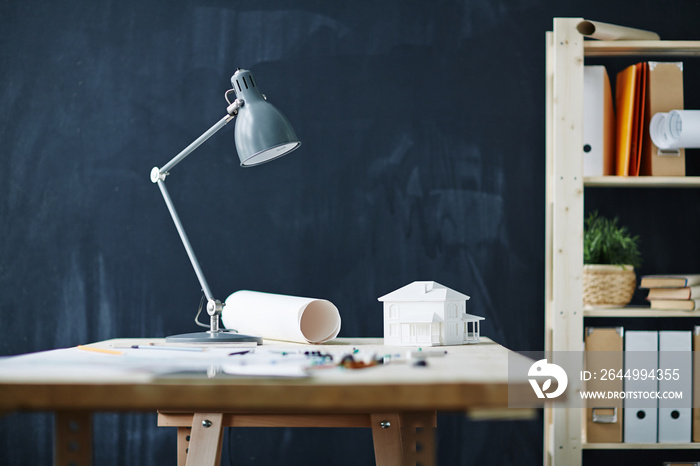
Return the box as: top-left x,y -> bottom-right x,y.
127,345 -> 205,352
382,349 -> 447,364
408,349 -> 447,358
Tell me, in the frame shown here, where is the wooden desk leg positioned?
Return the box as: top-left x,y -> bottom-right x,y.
55,410 -> 93,466
370,413 -> 403,465
400,412 -> 436,466
185,413 -> 224,466
177,427 -> 191,466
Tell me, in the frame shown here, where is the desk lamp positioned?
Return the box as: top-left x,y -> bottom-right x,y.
150,69 -> 300,343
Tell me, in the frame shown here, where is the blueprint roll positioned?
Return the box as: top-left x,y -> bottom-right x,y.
650,110 -> 700,150
576,20 -> 659,41
222,290 -> 341,344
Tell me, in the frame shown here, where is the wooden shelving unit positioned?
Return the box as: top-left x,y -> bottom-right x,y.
545,18 -> 700,466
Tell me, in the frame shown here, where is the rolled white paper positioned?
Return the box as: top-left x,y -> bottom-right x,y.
576,20 -> 659,41
650,110 -> 700,150
222,290 -> 341,344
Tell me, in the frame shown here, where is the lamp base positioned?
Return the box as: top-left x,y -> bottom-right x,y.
165,331 -> 263,345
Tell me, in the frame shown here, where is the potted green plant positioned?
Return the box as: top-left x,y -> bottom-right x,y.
583,211 -> 642,307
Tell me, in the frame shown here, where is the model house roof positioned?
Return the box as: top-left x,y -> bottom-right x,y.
463,313 -> 485,322
399,309 -> 444,323
378,281 -> 470,302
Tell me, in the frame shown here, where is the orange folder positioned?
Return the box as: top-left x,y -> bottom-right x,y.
629,62 -> 647,176
615,65 -> 637,176
615,63 -> 647,176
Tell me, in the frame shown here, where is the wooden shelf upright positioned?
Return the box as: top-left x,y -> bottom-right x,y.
545,17 -> 700,466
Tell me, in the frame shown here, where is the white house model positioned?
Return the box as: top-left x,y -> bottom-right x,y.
378,281 -> 484,347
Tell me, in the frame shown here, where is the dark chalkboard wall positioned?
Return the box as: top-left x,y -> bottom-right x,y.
3,1 -> 700,464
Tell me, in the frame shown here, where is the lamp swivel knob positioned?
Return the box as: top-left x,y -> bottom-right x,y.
226,99 -> 243,117
206,299 -> 223,316
150,167 -> 167,183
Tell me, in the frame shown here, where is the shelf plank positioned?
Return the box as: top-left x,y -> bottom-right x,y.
584,176 -> 700,188
584,40 -> 700,57
584,306 -> 700,318
584,442 -> 700,450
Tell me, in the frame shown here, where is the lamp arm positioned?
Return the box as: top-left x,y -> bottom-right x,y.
153,98 -> 241,177
150,102 -> 241,333
156,178 -> 224,332
154,178 -> 215,302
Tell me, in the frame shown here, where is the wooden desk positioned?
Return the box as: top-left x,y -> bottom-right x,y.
0,337 -> 532,465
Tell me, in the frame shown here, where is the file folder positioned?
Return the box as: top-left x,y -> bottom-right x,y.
615,62 -> 649,176
640,62 -> 685,176
658,330 -> 692,443
693,327 -> 700,442
624,331 -> 658,443
615,64 -> 638,176
583,66 -> 615,176
584,327 -> 623,443
629,62 -> 647,176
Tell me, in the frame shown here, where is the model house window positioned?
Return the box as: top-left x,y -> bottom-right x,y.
447,303 -> 458,319
389,304 -> 399,319
417,324 -> 430,343
465,321 -> 480,341
389,324 -> 398,336
417,324 -> 429,338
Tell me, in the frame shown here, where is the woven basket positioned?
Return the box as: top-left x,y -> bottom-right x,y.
583,264 -> 636,307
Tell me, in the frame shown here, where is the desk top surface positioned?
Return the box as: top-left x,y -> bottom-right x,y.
0,337 -> 531,414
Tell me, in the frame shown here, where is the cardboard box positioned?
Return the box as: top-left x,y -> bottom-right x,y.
640,62 -> 685,176
693,326 -> 700,442
584,327 -> 624,443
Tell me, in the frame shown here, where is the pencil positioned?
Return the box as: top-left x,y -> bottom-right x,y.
77,345 -> 123,355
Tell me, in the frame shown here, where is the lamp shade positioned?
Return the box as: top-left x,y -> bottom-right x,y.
231,69 -> 301,166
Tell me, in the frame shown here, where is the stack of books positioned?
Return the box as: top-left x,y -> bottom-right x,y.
640,274 -> 700,310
